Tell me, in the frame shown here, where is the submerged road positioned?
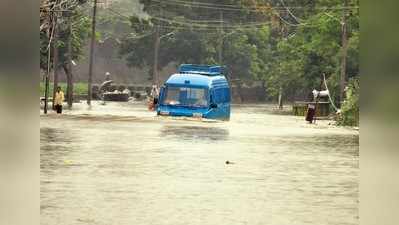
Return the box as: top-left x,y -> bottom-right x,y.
40,102 -> 358,225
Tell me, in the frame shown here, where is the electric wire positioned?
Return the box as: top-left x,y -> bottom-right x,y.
279,0 -> 304,23
106,7 -> 272,29
323,73 -> 340,112
150,0 -> 359,12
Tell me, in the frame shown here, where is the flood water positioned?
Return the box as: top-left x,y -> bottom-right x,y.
40,102 -> 358,225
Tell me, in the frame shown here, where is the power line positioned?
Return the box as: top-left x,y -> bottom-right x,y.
166,0 -> 359,10
107,7 -> 244,27
147,1 -> 357,28
161,24 -> 254,31
150,15 -> 272,28
273,12 -> 309,27
104,9 -> 272,40
106,7 -> 272,29
150,0 -> 359,12
125,30 -> 157,40
106,7 -> 131,19
323,73 -> 340,112
106,4 -> 346,31
279,0 -> 304,23
155,0 -> 251,9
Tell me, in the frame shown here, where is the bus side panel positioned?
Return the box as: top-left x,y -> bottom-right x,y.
222,87 -> 231,120
223,86 -> 231,120
207,87 -> 230,120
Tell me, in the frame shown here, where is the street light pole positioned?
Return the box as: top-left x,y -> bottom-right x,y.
44,10 -> 54,114
339,0 -> 348,106
153,24 -> 160,86
52,19 -> 59,110
152,30 -> 174,87
67,21 -> 74,109
44,47 -> 51,114
219,11 -> 224,65
87,0 -> 97,105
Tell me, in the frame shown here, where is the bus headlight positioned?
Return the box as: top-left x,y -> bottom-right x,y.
193,113 -> 203,118
160,111 -> 170,116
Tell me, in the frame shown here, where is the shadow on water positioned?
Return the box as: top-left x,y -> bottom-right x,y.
272,134 -> 359,156
160,125 -> 229,141
40,127 -> 82,170
40,127 -> 71,145
314,134 -> 359,156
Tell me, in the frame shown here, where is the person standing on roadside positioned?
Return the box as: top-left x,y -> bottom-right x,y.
148,85 -> 159,111
54,86 -> 65,114
305,90 -> 317,123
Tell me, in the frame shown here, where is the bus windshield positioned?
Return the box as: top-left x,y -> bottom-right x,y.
163,86 -> 208,107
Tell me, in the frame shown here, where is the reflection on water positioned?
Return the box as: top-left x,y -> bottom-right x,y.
41,102 -> 358,225
40,127 -> 66,143
160,125 -> 229,141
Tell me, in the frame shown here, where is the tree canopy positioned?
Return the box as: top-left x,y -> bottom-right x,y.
40,0 -> 91,72
117,0 -> 359,102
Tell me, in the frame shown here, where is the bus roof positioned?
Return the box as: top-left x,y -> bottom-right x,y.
179,64 -> 226,76
165,73 -> 229,88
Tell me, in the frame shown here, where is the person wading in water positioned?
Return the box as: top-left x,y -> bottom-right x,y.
54,86 -> 65,114
148,85 -> 159,111
305,90 -> 316,123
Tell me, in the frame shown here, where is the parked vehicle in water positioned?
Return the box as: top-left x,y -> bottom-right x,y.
157,64 -> 231,120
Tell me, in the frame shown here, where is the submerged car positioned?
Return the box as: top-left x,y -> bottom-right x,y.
157,64 -> 231,121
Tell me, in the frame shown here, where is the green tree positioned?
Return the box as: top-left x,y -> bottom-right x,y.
262,0 -> 359,104
40,0 -> 91,107
337,77 -> 359,126
119,0 -> 272,89
117,0 -> 359,106
40,0 -> 90,71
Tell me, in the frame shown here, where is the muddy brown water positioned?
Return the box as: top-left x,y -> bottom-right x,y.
40,102 -> 358,225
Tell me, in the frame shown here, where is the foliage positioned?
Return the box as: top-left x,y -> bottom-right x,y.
96,0 -> 145,41
40,82 -> 88,96
337,78 -> 359,126
59,10 -> 91,67
119,0 -> 274,82
222,26 -> 271,82
113,0 -> 359,116
263,0 -> 359,101
40,1 -> 91,71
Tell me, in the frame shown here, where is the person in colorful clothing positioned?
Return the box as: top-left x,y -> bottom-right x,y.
54,86 -> 65,114
148,85 -> 159,111
305,90 -> 317,123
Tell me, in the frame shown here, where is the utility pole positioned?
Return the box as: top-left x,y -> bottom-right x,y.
52,19 -> 59,110
87,0 -> 97,105
278,86 -> 283,110
153,5 -> 164,87
278,59 -> 283,110
67,21 -> 74,109
153,24 -> 160,86
313,75 -> 325,124
44,34 -> 51,114
44,11 -> 54,114
278,25 -> 287,110
219,11 -> 224,65
340,0 -> 348,106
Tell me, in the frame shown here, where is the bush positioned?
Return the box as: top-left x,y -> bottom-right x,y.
40,82 -> 88,96
337,78 -> 359,126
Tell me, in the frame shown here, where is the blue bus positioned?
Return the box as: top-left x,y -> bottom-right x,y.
157,64 -> 231,121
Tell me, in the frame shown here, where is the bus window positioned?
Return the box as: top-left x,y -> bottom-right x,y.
164,87 -> 208,107
214,89 -> 222,103
225,88 -> 231,102
213,88 -> 230,103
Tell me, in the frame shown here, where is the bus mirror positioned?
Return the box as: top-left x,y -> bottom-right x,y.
159,86 -> 165,98
210,103 -> 218,109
